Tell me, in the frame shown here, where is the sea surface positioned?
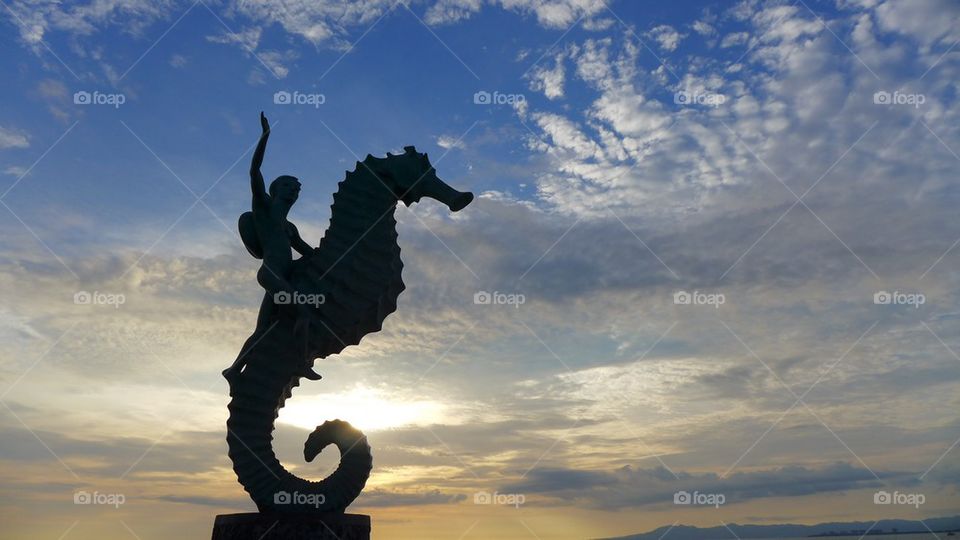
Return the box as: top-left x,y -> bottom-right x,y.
747,535 -> 947,540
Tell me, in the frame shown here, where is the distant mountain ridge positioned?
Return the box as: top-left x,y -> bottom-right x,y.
599,515 -> 960,540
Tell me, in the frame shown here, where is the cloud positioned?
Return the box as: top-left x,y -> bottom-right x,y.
874,0 -> 960,46
36,79 -> 68,99
436,135 -> 466,150
530,52 -> 567,100
206,26 -> 262,50
254,49 -> 295,79
2,176 -> 960,520
0,421 -> 226,478
531,112 -> 604,160
205,26 -> 295,79
692,20 -> 716,37
0,126 -> 30,149
720,31 -> 750,48
4,0 -> 176,50
356,488 -> 467,507
424,0 -> 484,25
425,0 -> 606,29
647,24 -> 685,52
513,0 -> 960,234
503,463 -> 901,509
582,17 -> 615,31
169,54 -> 188,68
154,494 -> 246,507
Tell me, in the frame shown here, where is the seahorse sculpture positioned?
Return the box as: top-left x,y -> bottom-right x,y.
224,132 -> 473,514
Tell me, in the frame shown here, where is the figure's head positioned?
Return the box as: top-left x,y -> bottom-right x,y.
376,146 -> 473,212
269,175 -> 301,206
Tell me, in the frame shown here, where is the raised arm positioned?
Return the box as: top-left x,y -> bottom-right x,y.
250,112 -> 270,204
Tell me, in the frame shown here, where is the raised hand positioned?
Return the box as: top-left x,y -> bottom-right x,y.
260,111 -> 270,135
251,112 -> 271,201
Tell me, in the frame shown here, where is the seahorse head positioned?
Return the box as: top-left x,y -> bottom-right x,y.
371,146 -> 473,212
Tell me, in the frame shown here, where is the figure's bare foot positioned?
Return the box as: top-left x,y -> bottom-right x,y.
300,366 -> 322,380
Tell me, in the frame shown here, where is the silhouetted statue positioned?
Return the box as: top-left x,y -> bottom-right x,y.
215,112 -> 472,537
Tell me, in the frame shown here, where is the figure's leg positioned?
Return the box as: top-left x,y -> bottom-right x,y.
257,260 -> 293,297
225,245 -> 320,382
223,293 -> 274,380
256,263 -> 322,381
291,313 -> 322,381
254,289 -> 277,332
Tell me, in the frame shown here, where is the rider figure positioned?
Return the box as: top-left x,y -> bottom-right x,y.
222,112 -> 321,381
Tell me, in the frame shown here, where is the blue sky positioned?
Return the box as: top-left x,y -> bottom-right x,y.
1,0 -> 960,539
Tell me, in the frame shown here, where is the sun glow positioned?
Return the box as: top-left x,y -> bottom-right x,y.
277,386 -> 447,432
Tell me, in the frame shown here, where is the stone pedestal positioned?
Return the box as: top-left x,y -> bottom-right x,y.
212,512 -> 370,540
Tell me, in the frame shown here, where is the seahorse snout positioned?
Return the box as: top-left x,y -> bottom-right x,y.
448,191 -> 474,212
418,175 -> 474,212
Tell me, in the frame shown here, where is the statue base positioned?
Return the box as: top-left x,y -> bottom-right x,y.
212,512 -> 370,540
